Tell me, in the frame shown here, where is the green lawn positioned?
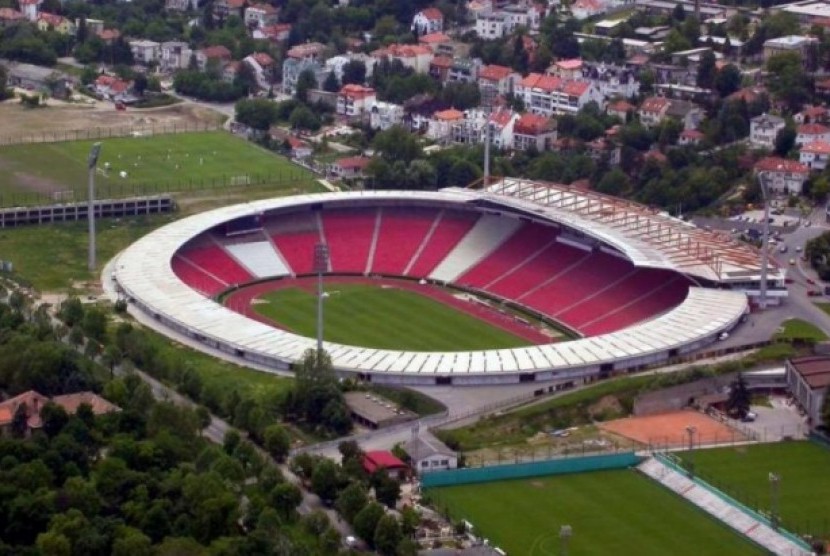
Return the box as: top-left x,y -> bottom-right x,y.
816,302 -> 830,316
429,470 -> 763,556
773,318 -> 828,342
251,284 -> 531,351
678,442 -> 830,539
0,131 -> 314,204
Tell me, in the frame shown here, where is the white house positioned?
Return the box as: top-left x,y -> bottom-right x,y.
571,0 -> 605,20
244,3 -> 279,29
369,101 -> 404,130
478,64 -> 518,103
160,41 -> 191,71
411,7 -> 443,35
475,11 -> 509,39
129,39 -> 160,66
405,434 -> 458,474
371,44 -> 433,74
515,73 -> 603,116
800,140 -> 830,171
512,112 -> 557,151
19,0 -> 40,22
755,157 -> 810,195
337,84 -> 376,118
750,114 -> 786,150
796,123 -> 830,147
427,108 -> 465,142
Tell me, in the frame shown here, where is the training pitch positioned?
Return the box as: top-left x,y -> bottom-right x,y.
428,469 -> 763,555
678,441 -> 830,539
0,131 -> 313,201
244,281 -> 537,351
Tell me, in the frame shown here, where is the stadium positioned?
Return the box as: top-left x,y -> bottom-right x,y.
111,177 -> 785,385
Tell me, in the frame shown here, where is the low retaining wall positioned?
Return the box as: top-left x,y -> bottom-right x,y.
421,452 -> 642,488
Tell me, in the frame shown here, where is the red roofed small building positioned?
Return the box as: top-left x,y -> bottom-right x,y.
412,7 -> 444,35
418,31 -> 451,47
638,96 -> 671,127
197,45 -> 232,71
549,58 -> 583,80
755,157 -> 809,194
607,99 -> 635,121
478,64 -> 519,101
786,357 -> 830,427
253,23 -> 291,43
513,112 -> 557,151
97,28 -> 120,42
337,84 -> 376,118
0,8 -> 25,27
571,0 -> 604,20
94,74 -> 132,99
329,156 -> 372,180
363,450 -> 409,479
799,140 -> 830,171
372,43 -> 434,74
36,12 -> 74,34
679,129 -> 705,146
794,105 -> 829,126
429,55 -> 454,82
244,2 -> 278,29
428,108 -> 465,141
0,390 -> 119,437
796,123 -> 830,147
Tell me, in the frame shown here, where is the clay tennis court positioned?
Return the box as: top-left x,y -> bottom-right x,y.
599,410 -> 748,448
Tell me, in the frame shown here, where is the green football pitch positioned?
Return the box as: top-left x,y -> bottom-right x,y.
251,284 -> 532,351
678,441 -> 830,539
428,470 -> 764,555
0,131 -> 314,203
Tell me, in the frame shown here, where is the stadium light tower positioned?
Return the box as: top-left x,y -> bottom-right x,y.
768,472 -> 780,530
757,171 -> 770,310
313,243 -> 329,354
87,142 -> 102,272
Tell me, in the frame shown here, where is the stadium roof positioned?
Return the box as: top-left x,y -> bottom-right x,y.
476,178 -> 780,283
114,190 -> 748,381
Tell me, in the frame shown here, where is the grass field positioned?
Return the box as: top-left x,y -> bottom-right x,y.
774,318 -> 828,342
251,284 -> 531,351
429,470 -> 763,555
678,442 -> 830,539
0,131 -> 315,203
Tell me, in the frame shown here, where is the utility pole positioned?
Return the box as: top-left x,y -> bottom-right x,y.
685,425 -> 697,477
483,102 -> 491,187
758,172 -> 770,310
313,242 -> 329,355
87,142 -> 102,272
769,472 -> 780,530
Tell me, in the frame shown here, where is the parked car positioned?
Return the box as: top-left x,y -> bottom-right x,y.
807,278 -> 816,285
808,290 -> 822,297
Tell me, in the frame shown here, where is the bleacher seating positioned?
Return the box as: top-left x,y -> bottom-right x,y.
224,239 -> 290,278
178,243 -> 253,285
268,211 -> 322,275
487,242 -> 588,300
171,256 -> 227,296
322,209 -> 377,274
407,211 -> 479,277
371,208 -> 439,275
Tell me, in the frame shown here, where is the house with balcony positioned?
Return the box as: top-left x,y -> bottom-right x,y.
129,39 -> 160,66
371,44 -> 434,74
282,42 -> 327,95
244,3 -> 278,29
750,114 -> 786,150
515,73 -> 603,116
800,140 -> 830,171
478,64 -> 518,104
512,112 -> 557,151
337,84 -> 376,118
755,157 -> 810,195
796,123 -> 830,147
196,45 -> 232,71
160,41 -> 191,72
638,96 -> 671,127
411,7 -> 444,35
427,108 -> 465,142
369,101 -> 404,130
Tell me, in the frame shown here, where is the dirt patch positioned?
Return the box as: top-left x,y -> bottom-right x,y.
529,481 -> 545,488
598,410 -> 747,448
13,172 -> 66,194
588,395 -> 624,419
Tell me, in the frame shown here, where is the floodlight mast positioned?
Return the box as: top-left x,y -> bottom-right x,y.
87,143 -> 102,273
313,243 -> 330,355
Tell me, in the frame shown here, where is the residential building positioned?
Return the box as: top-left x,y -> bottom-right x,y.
129,39 -> 160,66
160,41 -> 191,72
501,2 -> 542,31
750,114 -> 786,149
475,11 -> 509,39
243,52 -> 276,89
785,356 -> 830,428
429,55 -> 454,82
196,45 -> 232,71
607,99 -> 635,120
222,61 -> 240,83
678,129 -> 704,146
512,112 -> 557,151
418,31 -> 452,50
3,61 -> 69,98
478,64 -> 518,104
582,62 -> 640,99
638,96 -> 671,127
549,58 -> 583,80
754,156 -> 810,195
0,8 -> 25,27
448,107 -> 518,148
282,42 -> 327,95
427,108 -> 465,142
213,0 -> 245,20
405,434 -> 458,474
796,123 -> 830,146
0,390 -> 119,437
328,156 -> 371,179
244,3 -> 278,29
446,57 -> 480,84
37,12 -> 74,34
165,0 -> 196,12
362,451 -> 409,480
97,29 -> 120,43
337,84 -> 376,118
794,105 -> 829,126
763,35 -> 819,70
285,136 -> 312,159
799,140 -> 830,170
369,101 -> 405,130
665,99 -> 703,130
412,7 -> 444,35
253,23 -> 292,43
571,0 -> 605,19
371,44 -> 433,74
94,74 -> 132,99
19,0 -> 39,22
516,73 -> 603,116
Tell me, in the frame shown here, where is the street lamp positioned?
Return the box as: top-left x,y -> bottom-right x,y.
313,242 -> 329,355
559,524 -> 573,556
769,472 -> 780,530
757,171 -> 771,310
686,425 -> 697,477
87,142 -> 102,272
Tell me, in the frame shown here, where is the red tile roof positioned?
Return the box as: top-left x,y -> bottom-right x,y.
489,108 -> 515,128
681,129 -> 704,139
97,28 -> 120,40
479,64 -> 513,82
519,72 -> 562,92
556,58 -> 583,70
0,391 -> 49,428
419,7 -> 444,21
252,52 -> 274,66
247,2 -> 277,13
434,108 -> 464,121
373,44 -> 433,58
335,156 -> 372,170
798,123 -> 830,135
340,84 -> 375,99
287,42 -> 326,59
640,96 -> 671,114
52,392 -> 120,415
801,140 -> 830,154
419,32 -> 451,44
201,45 -> 232,60
38,12 -> 66,26
363,451 -> 408,474
514,112 -> 554,135
430,55 -> 453,69
755,156 -> 809,174
0,8 -> 24,19
608,99 -> 635,113
561,80 -> 589,96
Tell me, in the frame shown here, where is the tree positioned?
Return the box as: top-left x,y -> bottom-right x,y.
766,52 -> 810,112
715,64 -> 742,97
373,514 -> 402,556
223,429 -> 242,454
289,105 -> 321,131
35,531 -> 71,556
295,69 -> 317,103
270,483 -> 302,521
81,308 -> 107,343
372,126 -> 422,165
58,297 -> 84,327
342,60 -> 367,85
448,159 -> 481,187
697,51 -> 717,90
112,528 -> 153,556
134,73 -> 148,96
40,402 -> 69,437
336,482 -> 368,523
11,402 -> 29,438
235,98 -> 278,131
311,458 -> 341,504
774,126 -> 796,157
726,373 -> 751,418
663,29 -> 692,53
322,70 -> 339,93
263,424 -> 291,462
353,502 -> 384,545
372,473 -> 401,509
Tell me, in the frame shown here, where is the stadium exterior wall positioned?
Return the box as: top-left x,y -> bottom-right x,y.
113,190 -> 750,386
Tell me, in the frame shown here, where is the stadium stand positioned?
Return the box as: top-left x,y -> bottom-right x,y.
407,211 -> 479,277
322,209 -> 377,274
429,215 -> 523,283
371,208 -> 440,275
177,243 -> 253,286
223,239 -> 290,278
171,255 -> 227,296
487,241 -> 588,300
268,211 -> 323,275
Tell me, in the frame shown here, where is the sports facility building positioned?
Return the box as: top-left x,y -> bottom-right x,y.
112,178 -> 785,385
